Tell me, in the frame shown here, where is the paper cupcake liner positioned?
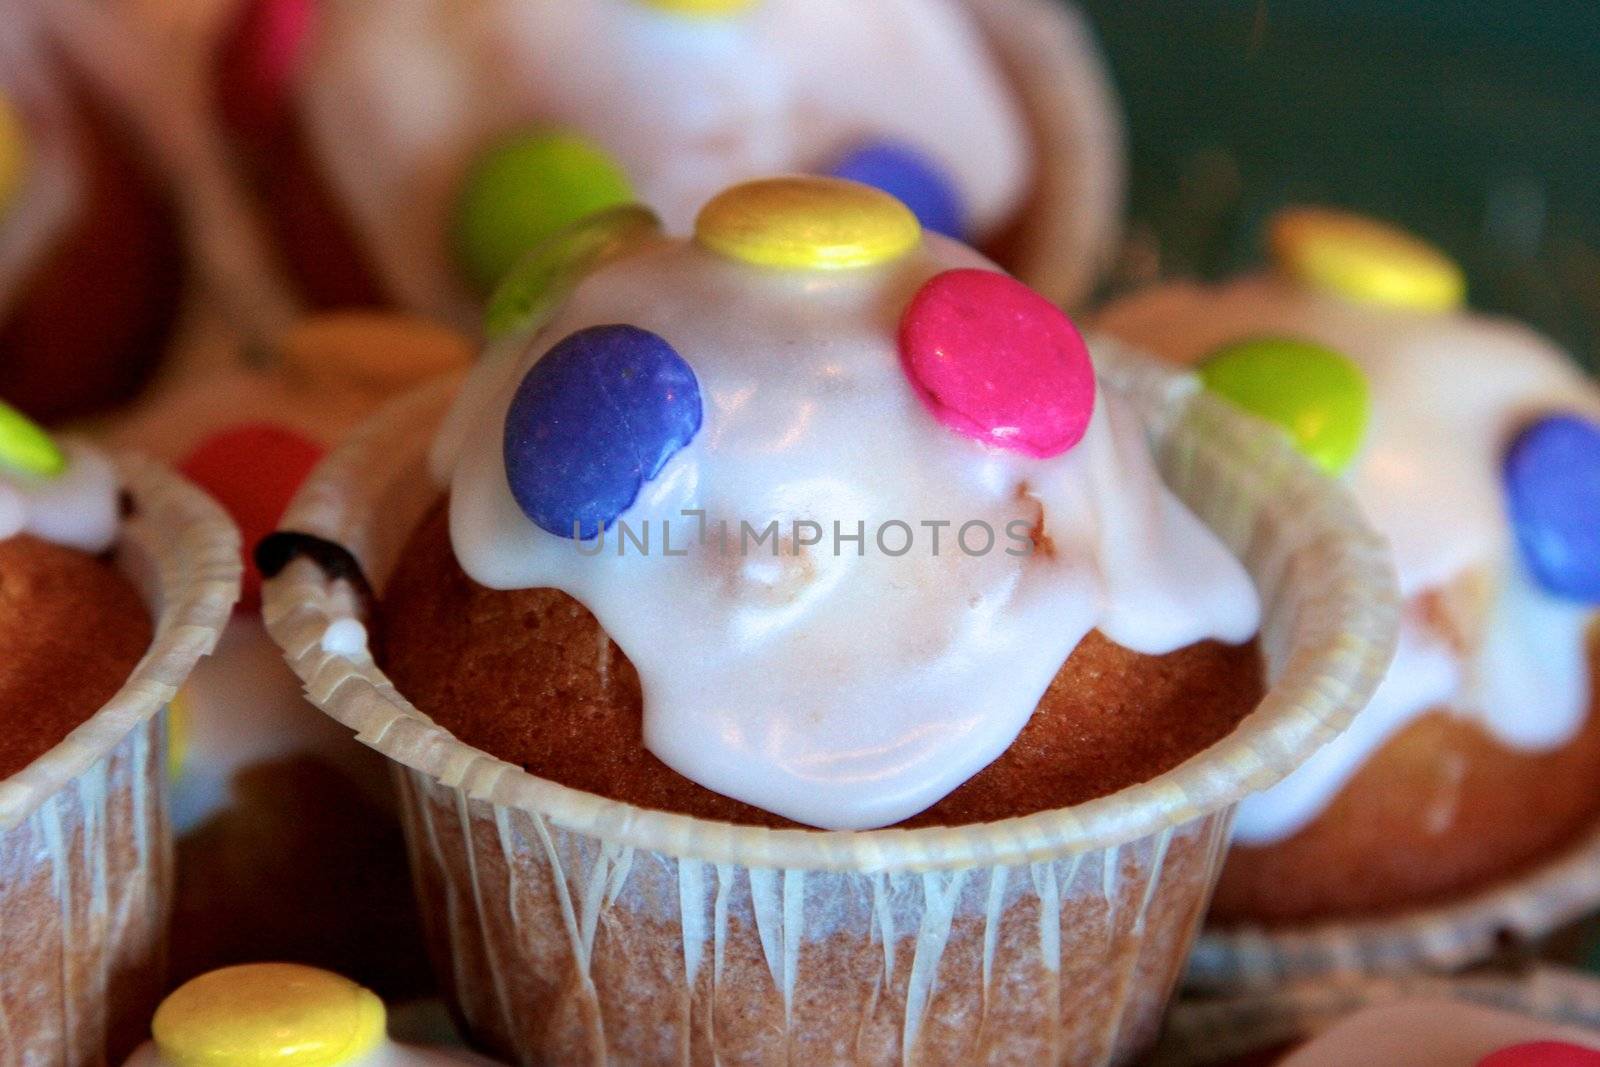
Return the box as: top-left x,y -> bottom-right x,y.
1153,966 -> 1600,1066
963,0 -> 1126,310
261,340 -> 1397,1064
1187,812 -> 1600,992
0,453 -> 240,1064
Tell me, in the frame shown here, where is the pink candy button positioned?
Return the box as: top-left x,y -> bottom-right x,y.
899,269 -> 1094,458
1478,1042 -> 1600,1067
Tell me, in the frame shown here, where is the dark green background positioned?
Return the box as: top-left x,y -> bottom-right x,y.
1075,1 -> 1600,371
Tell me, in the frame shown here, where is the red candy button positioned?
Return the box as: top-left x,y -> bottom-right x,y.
181,424 -> 325,608
217,0 -> 316,136
1479,1042 -> 1600,1067
898,269 -> 1094,458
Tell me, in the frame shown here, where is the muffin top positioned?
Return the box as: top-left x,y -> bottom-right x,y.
1099,207 -> 1600,843
285,0 -> 1031,317
427,177 -> 1258,830
0,402 -> 148,779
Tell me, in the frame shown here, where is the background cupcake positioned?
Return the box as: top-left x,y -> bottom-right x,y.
0,401 -> 237,1062
1100,207 -> 1600,981
43,0 -> 1122,343
0,0 -> 183,423
263,178 -> 1394,1064
110,311 -> 470,998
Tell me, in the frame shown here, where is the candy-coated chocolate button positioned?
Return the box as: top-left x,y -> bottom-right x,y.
166,688 -> 192,779
279,312 -> 473,397
1199,336 -> 1370,475
827,140 -> 967,240
453,131 -> 634,295
216,0 -> 315,134
505,325 -> 702,539
695,177 -> 921,271
898,269 -> 1094,457
182,424 -> 326,608
152,963 -> 386,1067
486,205 -> 662,340
1503,413 -> 1600,602
1270,206 -> 1466,312
0,398 -> 65,478
0,90 -> 25,217
1478,1041 -> 1600,1067
635,0 -> 756,14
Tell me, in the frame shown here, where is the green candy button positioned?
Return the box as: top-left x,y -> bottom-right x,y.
453,130 -> 635,296
1199,337 -> 1370,475
484,204 -> 662,341
0,399 -> 65,479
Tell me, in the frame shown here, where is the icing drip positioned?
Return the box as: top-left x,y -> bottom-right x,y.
299,0 -> 1031,324
0,440 -> 120,554
437,236 -> 1258,830
1101,276 -> 1600,844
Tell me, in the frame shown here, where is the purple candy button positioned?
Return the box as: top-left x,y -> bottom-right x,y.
1504,412 -> 1600,602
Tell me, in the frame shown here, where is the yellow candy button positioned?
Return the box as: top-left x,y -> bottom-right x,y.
636,0 -> 757,15
278,312 -> 473,399
1270,206 -> 1465,313
0,90 -> 26,216
166,688 -> 192,780
153,963 -> 386,1067
695,177 -> 921,271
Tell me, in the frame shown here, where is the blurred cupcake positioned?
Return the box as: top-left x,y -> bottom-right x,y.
261,178 -> 1393,1063
1100,208 -> 1600,977
48,0 -> 1122,338
111,311 -> 470,997
0,400 -> 237,1062
124,963 -> 495,1066
0,0 -> 183,422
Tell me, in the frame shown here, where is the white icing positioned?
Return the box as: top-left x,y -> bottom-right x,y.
299,0 -> 1032,325
1277,998 -> 1600,1067
1100,276 -> 1600,844
0,440 -> 120,554
437,235 -> 1259,830
0,7 -> 85,322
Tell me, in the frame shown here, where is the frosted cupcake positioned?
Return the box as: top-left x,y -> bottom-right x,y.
0,1 -> 183,421
1100,208 -> 1600,974
262,178 -> 1393,1064
125,963 -> 493,1066
111,312 -> 470,994
0,401 -> 237,1062
52,0 -> 1122,340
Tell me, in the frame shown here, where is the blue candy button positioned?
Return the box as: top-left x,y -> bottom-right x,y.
826,140 -> 967,240
504,325 -> 702,540
1504,412 -> 1600,602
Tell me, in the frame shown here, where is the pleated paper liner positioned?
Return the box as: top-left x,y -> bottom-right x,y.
1154,966 -> 1600,1067
260,340 -> 1397,1065
1188,813 -> 1600,992
0,452 -> 240,1063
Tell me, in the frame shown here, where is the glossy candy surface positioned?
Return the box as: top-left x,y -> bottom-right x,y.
0,398 -> 64,478
695,176 -> 921,271
1503,413 -> 1600,601
898,269 -> 1094,457
504,325 -> 702,539
454,131 -> 633,295
1271,206 -> 1466,312
1477,1042 -> 1600,1067
827,139 -> 967,239
1199,336 -> 1370,475
485,205 -> 662,340
151,963 -> 386,1067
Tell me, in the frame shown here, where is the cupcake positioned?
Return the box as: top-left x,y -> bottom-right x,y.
0,0 -> 183,422
52,0 -> 1123,337
0,400 -> 237,1062
111,312 -> 471,996
1099,208 -> 1600,977
124,963 -> 494,1066
261,177 -> 1394,1064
